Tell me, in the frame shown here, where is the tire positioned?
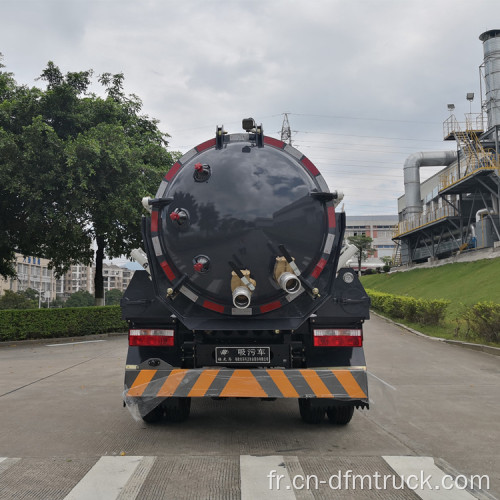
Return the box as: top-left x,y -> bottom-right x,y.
298,398 -> 325,424
163,397 -> 191,422
141,404 -> 164,423
326,405 -> 354,425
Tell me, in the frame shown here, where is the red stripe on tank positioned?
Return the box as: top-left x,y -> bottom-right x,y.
301,157 -> 320,177
165,162 -> 181,181
203,300 -> 225,313
264,136 -> 285,149
328,206 -> 336,228
260,301 -> 282,313
151,210 -> 159,233
160,260 -> 176,281
311,258 -> 327,279
196,138 -> 216,152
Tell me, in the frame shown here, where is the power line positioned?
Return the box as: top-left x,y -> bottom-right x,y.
292,130 -> 446,143
289,112 -> 440,125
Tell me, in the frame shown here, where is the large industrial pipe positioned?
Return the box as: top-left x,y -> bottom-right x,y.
403,151 -> 457,216
480,30 -> 500,130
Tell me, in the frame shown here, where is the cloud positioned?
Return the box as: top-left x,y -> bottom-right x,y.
1,0 -> 498,216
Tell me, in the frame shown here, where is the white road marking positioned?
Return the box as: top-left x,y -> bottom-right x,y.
0,457 -> 7,463
383,456 -> 477,500
240,455 -> 296,500
46,340 -> 107,347
63,456 -> 143,500
368,371 -> 397,391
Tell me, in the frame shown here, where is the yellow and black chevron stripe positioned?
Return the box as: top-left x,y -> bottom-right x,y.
125,368 -> 368,400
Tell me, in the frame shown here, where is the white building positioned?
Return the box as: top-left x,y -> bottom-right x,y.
345,215 -> 398,268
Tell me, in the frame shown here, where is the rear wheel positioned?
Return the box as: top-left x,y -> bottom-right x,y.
163,397 -> 191,422
298,398 -> 325,424
326,405 -> 354,425
140,404 -> 164,423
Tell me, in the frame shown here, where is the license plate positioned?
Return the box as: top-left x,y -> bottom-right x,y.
215,346 -> 270,364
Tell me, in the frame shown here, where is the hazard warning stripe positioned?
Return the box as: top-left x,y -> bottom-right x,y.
157,369 -> 187,397
299,370 -> 334,398
127,370 -> 157,397
266,370 -> 299,398
188,369 -> 220,397
126,368 -> 368,400
333,370 -> 367,398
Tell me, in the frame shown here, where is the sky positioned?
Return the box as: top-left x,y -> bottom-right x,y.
1,0 -> 498,219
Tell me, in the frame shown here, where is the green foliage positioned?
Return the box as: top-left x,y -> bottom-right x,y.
0,290 -> 37,310
64,290 -> 94,308
360,259 -> 500,317
362,259 -> 500,346
0,305 -> 127,341
0,59 -> 177,296
105,288 -> 123,306
458,302 -> 500,343
367,289 -> 449,326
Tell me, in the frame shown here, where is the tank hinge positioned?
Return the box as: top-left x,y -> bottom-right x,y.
148,197 -> 174,208
290,342 -> 305,368
216,125 -> 226,150
255,123 -> 264,148
181,341 -> 196,367
310,191 -> 336,203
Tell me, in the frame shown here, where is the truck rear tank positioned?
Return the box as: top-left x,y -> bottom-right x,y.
121,118 -> 370,424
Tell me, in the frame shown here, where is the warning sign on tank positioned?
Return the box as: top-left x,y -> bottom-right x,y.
215,346 -> 270,364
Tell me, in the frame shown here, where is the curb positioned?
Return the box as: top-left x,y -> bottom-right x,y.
371,311 -> 500,357
0,331 -> 127,348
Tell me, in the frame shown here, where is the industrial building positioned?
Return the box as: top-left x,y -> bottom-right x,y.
394,30 -> 500,266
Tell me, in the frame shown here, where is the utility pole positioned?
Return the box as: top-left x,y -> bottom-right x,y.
280,113 -> 292,145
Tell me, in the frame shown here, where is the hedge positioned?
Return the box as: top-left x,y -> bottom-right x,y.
0,305 -> 128,341
366,289 -> 449,326
460,301 -> 500,343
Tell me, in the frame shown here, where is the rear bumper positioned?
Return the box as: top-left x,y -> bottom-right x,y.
124,367 -> 368,403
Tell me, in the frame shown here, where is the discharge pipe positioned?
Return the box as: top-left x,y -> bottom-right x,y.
232,286 -> 252,309
277,272 -> 301,294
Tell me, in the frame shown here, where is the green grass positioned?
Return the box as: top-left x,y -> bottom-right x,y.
361,258 -> 500,346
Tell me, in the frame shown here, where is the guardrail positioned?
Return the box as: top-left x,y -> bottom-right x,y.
394,205 -> 458,238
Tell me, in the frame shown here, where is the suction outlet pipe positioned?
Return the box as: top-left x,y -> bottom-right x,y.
277,272 -> 301,294
232,286 -> 252,309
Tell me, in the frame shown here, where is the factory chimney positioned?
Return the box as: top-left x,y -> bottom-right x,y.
479,29 -> 500,130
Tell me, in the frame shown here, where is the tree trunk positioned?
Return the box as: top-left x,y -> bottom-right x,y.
95,235 -> 105,306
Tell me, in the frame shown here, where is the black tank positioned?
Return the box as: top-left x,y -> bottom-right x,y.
143,126 -> 344,330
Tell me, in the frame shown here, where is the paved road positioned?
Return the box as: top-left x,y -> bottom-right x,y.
0,314 -> 498,499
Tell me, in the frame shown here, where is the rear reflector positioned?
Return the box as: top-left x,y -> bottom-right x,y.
313,328 -> 362,347
129,329 -> 174,347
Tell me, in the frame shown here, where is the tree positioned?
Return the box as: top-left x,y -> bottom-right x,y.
105,288 -> 123,306
381,256 -> 393,273
347,235 -> 375,276
0,59 -> 177,304
64,290 -> 94,308
0,290 -> 37,310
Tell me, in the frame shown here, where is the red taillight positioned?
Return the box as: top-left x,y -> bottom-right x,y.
313,329 -> 362,347
129,329 -> 174,346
